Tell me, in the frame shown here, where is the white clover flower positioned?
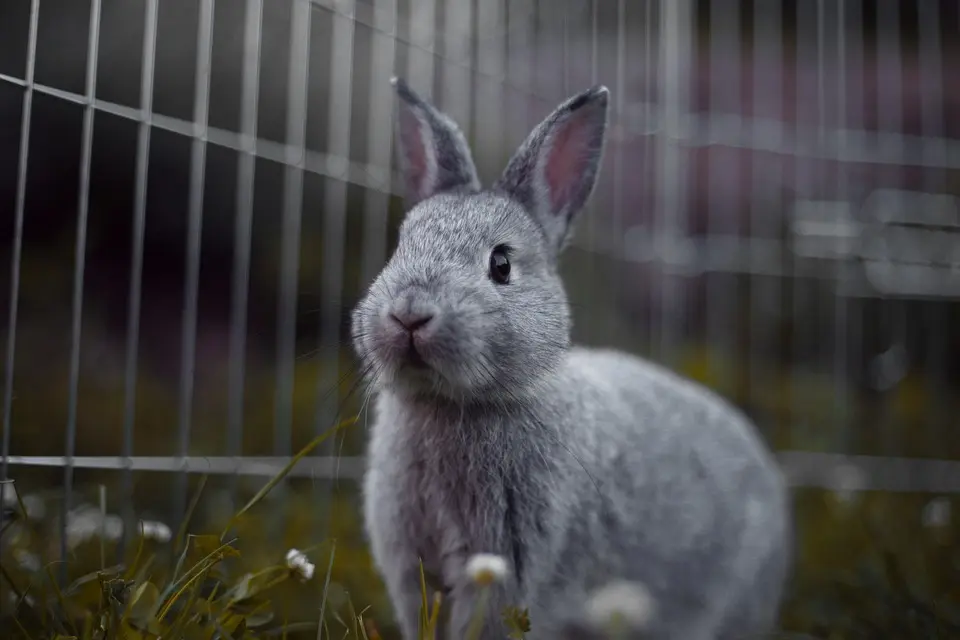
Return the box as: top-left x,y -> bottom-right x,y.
7,591 -> 36,608
20,494 -> 46,521
13,548 -> 40,572
138,520 -> 172,543
65,506 -> 123,549
465,553 -> 509,587
585,580 -> 655,632
285,548 -> 315,581
922,497 -> 951,529
0,487 -> 45,520
831,462 -> 866,507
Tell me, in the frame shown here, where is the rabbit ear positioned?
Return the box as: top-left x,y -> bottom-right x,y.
494,86 -> 609,253
391,77 -> 481,208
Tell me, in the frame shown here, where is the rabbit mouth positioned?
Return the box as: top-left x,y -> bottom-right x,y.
403,340 -> 429,370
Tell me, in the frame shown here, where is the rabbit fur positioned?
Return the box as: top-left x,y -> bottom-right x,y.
351,78 -> 792,640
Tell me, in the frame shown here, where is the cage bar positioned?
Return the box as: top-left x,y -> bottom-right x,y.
789,0 -> 813,451
610,0 -> 626,256
408,0 -> 438,99
119,0 -> 160,558
706,0 -> 742,397
916,0 -> 949,457
583,0 -> 599,251
60,0 -> 104,581
748,0 -> 783,441
0,69 -> 954,180
474,0 -> 505,179
226,0 -> 264,499
832,0 -> 853,453
360,0 -> 398,285
641,0 -> 655,351
7,449 -> 960,495
173,0 -> 216,532
0,0 -> 39,498
813,0 -> 828,449
654,0 -> 691,365
274,0 -> 313,467
441,0 -> 472,129
875,0 -> 906,455
315,0 -> 355,469
842,0 -> 864,453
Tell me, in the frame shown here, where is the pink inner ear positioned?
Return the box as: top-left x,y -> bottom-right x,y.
399,106 -> 429,198
544,111 -> 591,214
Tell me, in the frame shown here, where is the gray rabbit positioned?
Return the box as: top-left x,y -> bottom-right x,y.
351,78 -> 792,640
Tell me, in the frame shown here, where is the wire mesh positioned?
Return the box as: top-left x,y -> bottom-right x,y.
0,0 -> 958,573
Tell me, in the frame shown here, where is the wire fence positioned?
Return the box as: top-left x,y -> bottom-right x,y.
0,0 -> 959,565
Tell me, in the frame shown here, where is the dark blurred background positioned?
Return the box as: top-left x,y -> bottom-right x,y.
0,0 -> 959,635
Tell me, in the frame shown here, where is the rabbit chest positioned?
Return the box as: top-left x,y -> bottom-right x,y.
367,393 -> 539,591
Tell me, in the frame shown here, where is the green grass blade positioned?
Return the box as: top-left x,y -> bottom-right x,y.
158,538 -> 239,620
98,485 -> 107,576
123,521 -> 147,582
44,563 -> 79,637
317,540 -> 336,640
221,415 -> 358,541
174,475 -> 209,559
418,558 -> 429,636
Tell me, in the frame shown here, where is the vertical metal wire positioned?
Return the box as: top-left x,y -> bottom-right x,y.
120,0 -> 160,558
641,0 -> 654,352
475,0 -> 505,177
790,0 -> 812,450
526,0 -> 540,145
916,0 -> 947,455
706,0 -> 741,392
610,0 -> 626,255
315,0 -> 353,452
360,0 -> 398,286
276,0 -> 312,464
813,0 -> 828,447
174,0 -> 216,529
60,0 -> 104,582
503,1 -> 530,191
584,0 -> 598,251
832,0 -> 852,453
655,0 -> 691,366
0,0 -> 39,492
590,0 -> 598,88
560,0 -> 569,97
876,0 -> 904,454
842,0 -> 863,455
814,1 -> 841,452
442,0 -> 472,130
408,0 -> 438,98
749,0 -> 782,441
226,0 -> 264,502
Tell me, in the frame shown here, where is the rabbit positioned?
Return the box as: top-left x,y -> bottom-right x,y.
350,77 -> 792,640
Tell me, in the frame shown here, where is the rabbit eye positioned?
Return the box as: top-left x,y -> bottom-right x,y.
489,245 -> 511,284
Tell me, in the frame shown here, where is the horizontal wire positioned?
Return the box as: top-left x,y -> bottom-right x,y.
4,455 -> 364,479
0,71 -> 957,180
5,451 -> 960,494
0,72 -> 398,195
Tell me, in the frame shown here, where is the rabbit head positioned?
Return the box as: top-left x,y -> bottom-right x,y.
351,78 -> 609,401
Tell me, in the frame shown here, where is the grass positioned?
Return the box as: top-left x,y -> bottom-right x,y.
0,417 -> 365,640
3,417 -> 960,638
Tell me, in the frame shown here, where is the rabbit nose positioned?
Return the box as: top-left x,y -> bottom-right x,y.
389,310 -> 434,333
